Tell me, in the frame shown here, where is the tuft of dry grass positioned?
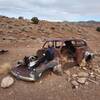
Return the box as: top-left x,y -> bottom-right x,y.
0,63 -> 11,75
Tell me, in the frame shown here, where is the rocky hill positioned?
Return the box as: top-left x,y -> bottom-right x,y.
0,16 -> 100,55
0,16 -> 100,44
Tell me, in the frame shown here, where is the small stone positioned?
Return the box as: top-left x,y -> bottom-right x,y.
80,59 -> 86,67
96,68 -> 100,74
90,72 -> 95,78
17,60 -> 24,65
7,36 -> 16,40
67,77 -> 71,82
71,80 -> 79,86
72,84 -> 79,89
85,81 -> 89,85
53,64 -> 63,75
77,77 -> 87,84
26,45 -> 30,48
58,84 -> 62,88
39,81 -> 42,84
1,76 -> 14,88
64,70 -> 70,76
82,67 -> 87,70
72,74 -> 78,78
78,72 -> 89,77
75,85 -> 78,89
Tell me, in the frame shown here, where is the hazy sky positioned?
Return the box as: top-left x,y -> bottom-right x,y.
0,0 -> 100,21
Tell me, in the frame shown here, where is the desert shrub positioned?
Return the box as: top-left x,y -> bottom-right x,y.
21,28 -> 26,32
51,27 -> 55,30
96,27 -> 100,32
0,63 -> 11,75
31,17 -> 39,24
18,16 -> 24,20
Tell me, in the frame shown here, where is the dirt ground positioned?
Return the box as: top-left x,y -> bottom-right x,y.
0,16 -> 100,100
0,41 -> 100,100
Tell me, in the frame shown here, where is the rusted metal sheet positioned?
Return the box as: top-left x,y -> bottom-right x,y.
75,47 -> 85,65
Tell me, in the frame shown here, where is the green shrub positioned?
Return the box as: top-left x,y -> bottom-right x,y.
18,16 -> 24,20
31,17 -> 39,24
96,27 -> 100,32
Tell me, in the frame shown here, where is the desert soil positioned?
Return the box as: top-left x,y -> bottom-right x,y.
0,16 -> 100,100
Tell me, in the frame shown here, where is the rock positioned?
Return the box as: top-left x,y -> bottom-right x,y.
58,84 -> 63,88
82,67 -> 87,70
71,80 -> 79,89
77,77 -> 87,84
75,85 -> 78,89
90,72 -> 95,78
96,68 -> 100,74
39,81 -> 42,84
26,45 -> 30,48
71,80 -> 79,86
7,36 -> 16,40
72,74 -> 78,78
64,70 -> 71,81
80,58 -> 86,67
64,70 -> 70,76
78,72 -> 89,77
17,60 -> 24,66
53,64 -> 63,75
21,38 -> 26,40
85,82 -> 89,85
35,38 -> 43,43
67,77 -> 71,82
1,76 -> 14,88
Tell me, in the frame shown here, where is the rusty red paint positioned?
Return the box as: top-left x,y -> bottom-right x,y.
37,38 -> 88,65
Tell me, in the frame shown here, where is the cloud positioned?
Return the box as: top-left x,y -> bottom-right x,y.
0,0 -> 99,21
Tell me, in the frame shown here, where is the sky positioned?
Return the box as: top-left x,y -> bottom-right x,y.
0,0 -> 100,21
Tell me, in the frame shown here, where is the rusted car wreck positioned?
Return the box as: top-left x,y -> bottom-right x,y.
11,38 -> 94,81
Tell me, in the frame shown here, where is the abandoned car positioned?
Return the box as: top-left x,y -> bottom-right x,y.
11,38 -> 94,81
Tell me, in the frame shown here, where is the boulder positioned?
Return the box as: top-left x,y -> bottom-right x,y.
1,76 -> 14,88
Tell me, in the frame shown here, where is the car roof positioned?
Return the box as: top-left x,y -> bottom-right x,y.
45,38 -> 86,43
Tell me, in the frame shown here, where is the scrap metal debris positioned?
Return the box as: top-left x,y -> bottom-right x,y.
0,49 -> 8,54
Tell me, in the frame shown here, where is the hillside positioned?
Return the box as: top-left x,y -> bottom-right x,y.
0,16 -> 100,52
0,16 -> 100,45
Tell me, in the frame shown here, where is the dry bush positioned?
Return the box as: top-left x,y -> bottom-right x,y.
0,63 -> 11,75
96,27 -> 100,32
18,16 -> 24,20
31,17 -> 39,24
